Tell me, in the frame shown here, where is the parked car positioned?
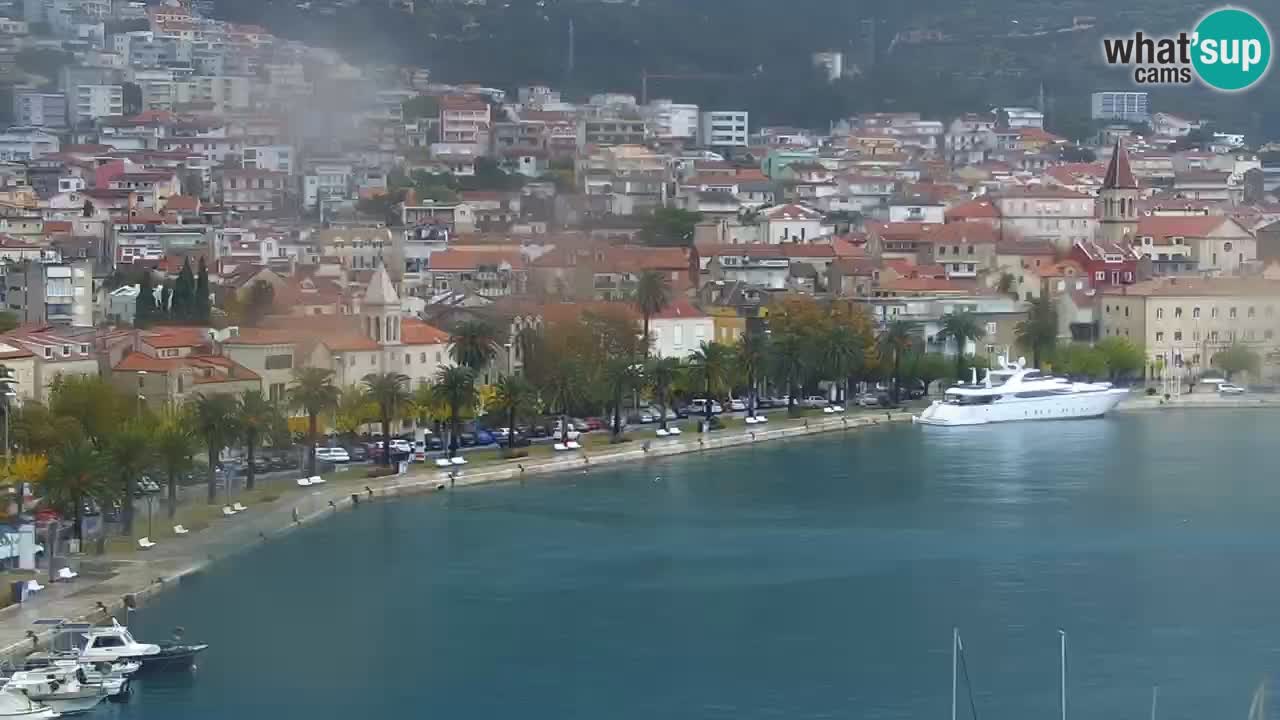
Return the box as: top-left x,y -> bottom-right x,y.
551,421 -> 582,440
857,393 -> 884,408
1218,383 -> 1247,395
389,438 -> 413,454
757,395 -> 789,409
637,406 -> 677,423
727,398 -> 747,411
800,395 -> 829,408
346,445 -> 369,462
315,446 -> 350,463
689,398 -> 723,415
583,417 -> 607,431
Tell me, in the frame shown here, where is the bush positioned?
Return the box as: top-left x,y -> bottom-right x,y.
260,494 -> 279,503
1145,387 -> 1158,396
500,448 -> 530,460
366,467 -> 398,479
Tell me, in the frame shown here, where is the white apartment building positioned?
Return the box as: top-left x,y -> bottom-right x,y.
700,111 -> 749,148
13,92 -> 67,129
649,100 -> 699,142
1091,91 -> 1150,123
0,128 -> 59,161
131,68 -> 177,110
174,75 -> 251,113
991,188 -> 1096,251
242,145 -> 294,174
72,84 -> 122,125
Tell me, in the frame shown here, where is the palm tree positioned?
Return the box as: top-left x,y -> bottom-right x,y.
770,330 -> 807,415
647,357 -> 682,432
434,366 -> 478,458
878,320 -> 919,405
362,372 -> 412,466
937,312 -> 986,381
288,368 -> 340,477
634,269 -> 671,356
735,332 -> 769,417
688,342 -> 733,428
107,420 -> 153,534
492,375 -> 537,450
237,390 -> 278,490
603,356 -> 643,441
544,353 -> 585,444
449,319 -> 501,374
823,325 -> 864,405
153,411 -> 197,518
1015,296 -> 1059,368
44,440 -> 106,540
190,393 -> 239,504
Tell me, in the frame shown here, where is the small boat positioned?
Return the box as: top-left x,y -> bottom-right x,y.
4,664 -> 106,715
31,619 -> 207,673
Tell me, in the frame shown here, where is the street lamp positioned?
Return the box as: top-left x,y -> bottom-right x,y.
504,342 -> 513,376
135,371 -> 147,415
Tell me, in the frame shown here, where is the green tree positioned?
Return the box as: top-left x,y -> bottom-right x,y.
11,401 -> 81,455
603,357 -> 643,441
44,440 -> 106,540
1015,296 -> 1059,368
449,319 -> 501,373
135,272 -> 157,328
996,273 -> 1018,298
190,394 -> 239,504
334,385 -> 377,439
237,390 -> 278,490
172,257 -> 196,322
288,368 -> 340,476
639,208 -> 702,247
434,366 -> 478,458
107,420 -> 154,534
734,332 -> 769,416
687,342 -> 733,426
770,329 -> 808,414
634,270 -> 671,356
362,372 -> 412,466
0,311 -> 16,333
154,410 -> 197,518
1212,343 -> 1261,379
937,312 -> 986,381
543,352 -> 585,444
878,320 -> 919,404
402,94 -> 440,119
492,375 -> 538,450
1056,343 -> 1108,380
647,357 -> 682,432
822,324 -> 864,404
912,353 -> 950,395
50,376 -> 124,449
1096,337 -> 1144,381
195,256 -> 212,323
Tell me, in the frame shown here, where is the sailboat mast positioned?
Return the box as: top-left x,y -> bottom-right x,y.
951,627 -> 959,720
1059,630 -> 1067,720
1150,685 -> 1158,720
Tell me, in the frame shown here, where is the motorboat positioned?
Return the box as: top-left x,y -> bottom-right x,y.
21,660 -> 137,699
4,664 -> 106,715
915,356 -> 1129,427
30,619 -> 207,673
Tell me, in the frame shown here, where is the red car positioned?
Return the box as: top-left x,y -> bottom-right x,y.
583,417 -> 606,431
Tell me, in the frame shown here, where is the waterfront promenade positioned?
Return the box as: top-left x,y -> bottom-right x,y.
0,408 -> 913,661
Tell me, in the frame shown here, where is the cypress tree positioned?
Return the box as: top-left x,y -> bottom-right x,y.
135,271 -> 155,328
195,256 -> 211,323
173,258 -> 195,322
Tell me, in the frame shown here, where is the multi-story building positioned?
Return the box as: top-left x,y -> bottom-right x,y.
316,227 -> 399,272
989,188 -> 1096,251
0,127 -> 58,161
175,75 -> 251,113
1,259 -> 95,327
1100,278 -> 1280,375
217,168 -> 287,214
13,91 -> 67,129
648,100 -> 700,143
71,84 -> 122,125
242,145 -> 293,174
700,110 -> 749,149
302,160 -> 352,211
576,116 -> 649,149
438,95 -> 491,149
1091,91 -> 1150,123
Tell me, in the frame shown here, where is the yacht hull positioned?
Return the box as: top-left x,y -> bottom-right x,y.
915,389 -> 1129,426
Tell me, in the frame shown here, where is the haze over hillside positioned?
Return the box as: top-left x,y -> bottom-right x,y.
214,0 -> 1280,139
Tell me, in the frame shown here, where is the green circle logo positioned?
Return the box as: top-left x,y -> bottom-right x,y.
1192,8 -> 1271,91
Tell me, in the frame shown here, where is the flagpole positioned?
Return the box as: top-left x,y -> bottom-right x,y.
951,627 -> 958,720
1059,629 -> 1067,720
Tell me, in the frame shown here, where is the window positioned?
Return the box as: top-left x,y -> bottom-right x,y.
1156,332 -> 1164,342
370,355 -> 376,365
1193,307 -> 1201,319
1268,330 -> 1275,340
405,353 -> 411,365
1248,306 -> 1256,318
79,344 -> 88,354
1095,271 -> 1106,281
61,345 -> 69,356
1125,307 -> 1130,317
1211,307 -> 1219,319
1230,307 -> 1237,319
1156,308 -> 1163,319
1174,331 -> 1182,341
967,246 -> 974,255
1224,241 -> 1233,252
264,354 -> 292,370
420,353 -> 426,363
1175,307 -> 1183,318
938,246 -> 946,256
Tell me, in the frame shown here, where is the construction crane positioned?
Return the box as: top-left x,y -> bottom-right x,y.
640,69 -> 734,105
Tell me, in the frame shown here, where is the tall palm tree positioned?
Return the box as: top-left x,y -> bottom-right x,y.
154,410 -> 197,518
647,356 -> 682,432
449,319 -> 501,373
237,390 -> 278,491
878,320 -> 919,405
44,440 -> 106,540
770,330 -> 807,415
603,357 -> 643,441
1015,296 -> 1059,368
544,353 -> 584,444
688,341 -> 733,427
433,366 -> 478,458
288,368 -> 340,477
108,420 -> 153,534
823,325 -> 864,405
492,375 -> 537,450
634,269 -> 671,356
190,393 -> 239,504
362,372 -> 412,466
937,312 -> 986,381
735,331 -> 769,417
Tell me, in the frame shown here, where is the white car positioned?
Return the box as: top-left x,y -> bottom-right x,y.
727,398 -> 747,411
800,395 -> 830,408
1218,383 -> 1247,395
689,398 -> 723,415
315,447 -> 350,463
552,422 -> 581,440
389,438 -> 413,453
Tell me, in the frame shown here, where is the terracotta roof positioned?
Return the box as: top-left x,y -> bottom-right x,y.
877,277 -> 979,292
1103,277 -> 1280,298
1103,140 -> 1138,190
1136,216 -> 1229,243
441,95 -> 489,112
401,318 -> 450,346
650,297 -> 706,319
164,195 -> 200,211
868,222 -> 943,241
324,334 -> 381,352
1017,128 -> 1066,144
1075,239 -> 1141,261
944,199 -> 999,221
114,351 -> 174,372
1037,260 -> 1084,278
695,243 -> 839,260
918,221 -> 1000,245
221,328 -> 299,346
429,248 -> 526,272
829,257 -> 879,275
142,326 -> 210,349
762,203 -> 823,221
997,239 -> 1057,256
996,186 -> 1091,200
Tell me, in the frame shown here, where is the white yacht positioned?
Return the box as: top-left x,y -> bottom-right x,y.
915,356 -> 1129,426
4,665 -> 106,715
